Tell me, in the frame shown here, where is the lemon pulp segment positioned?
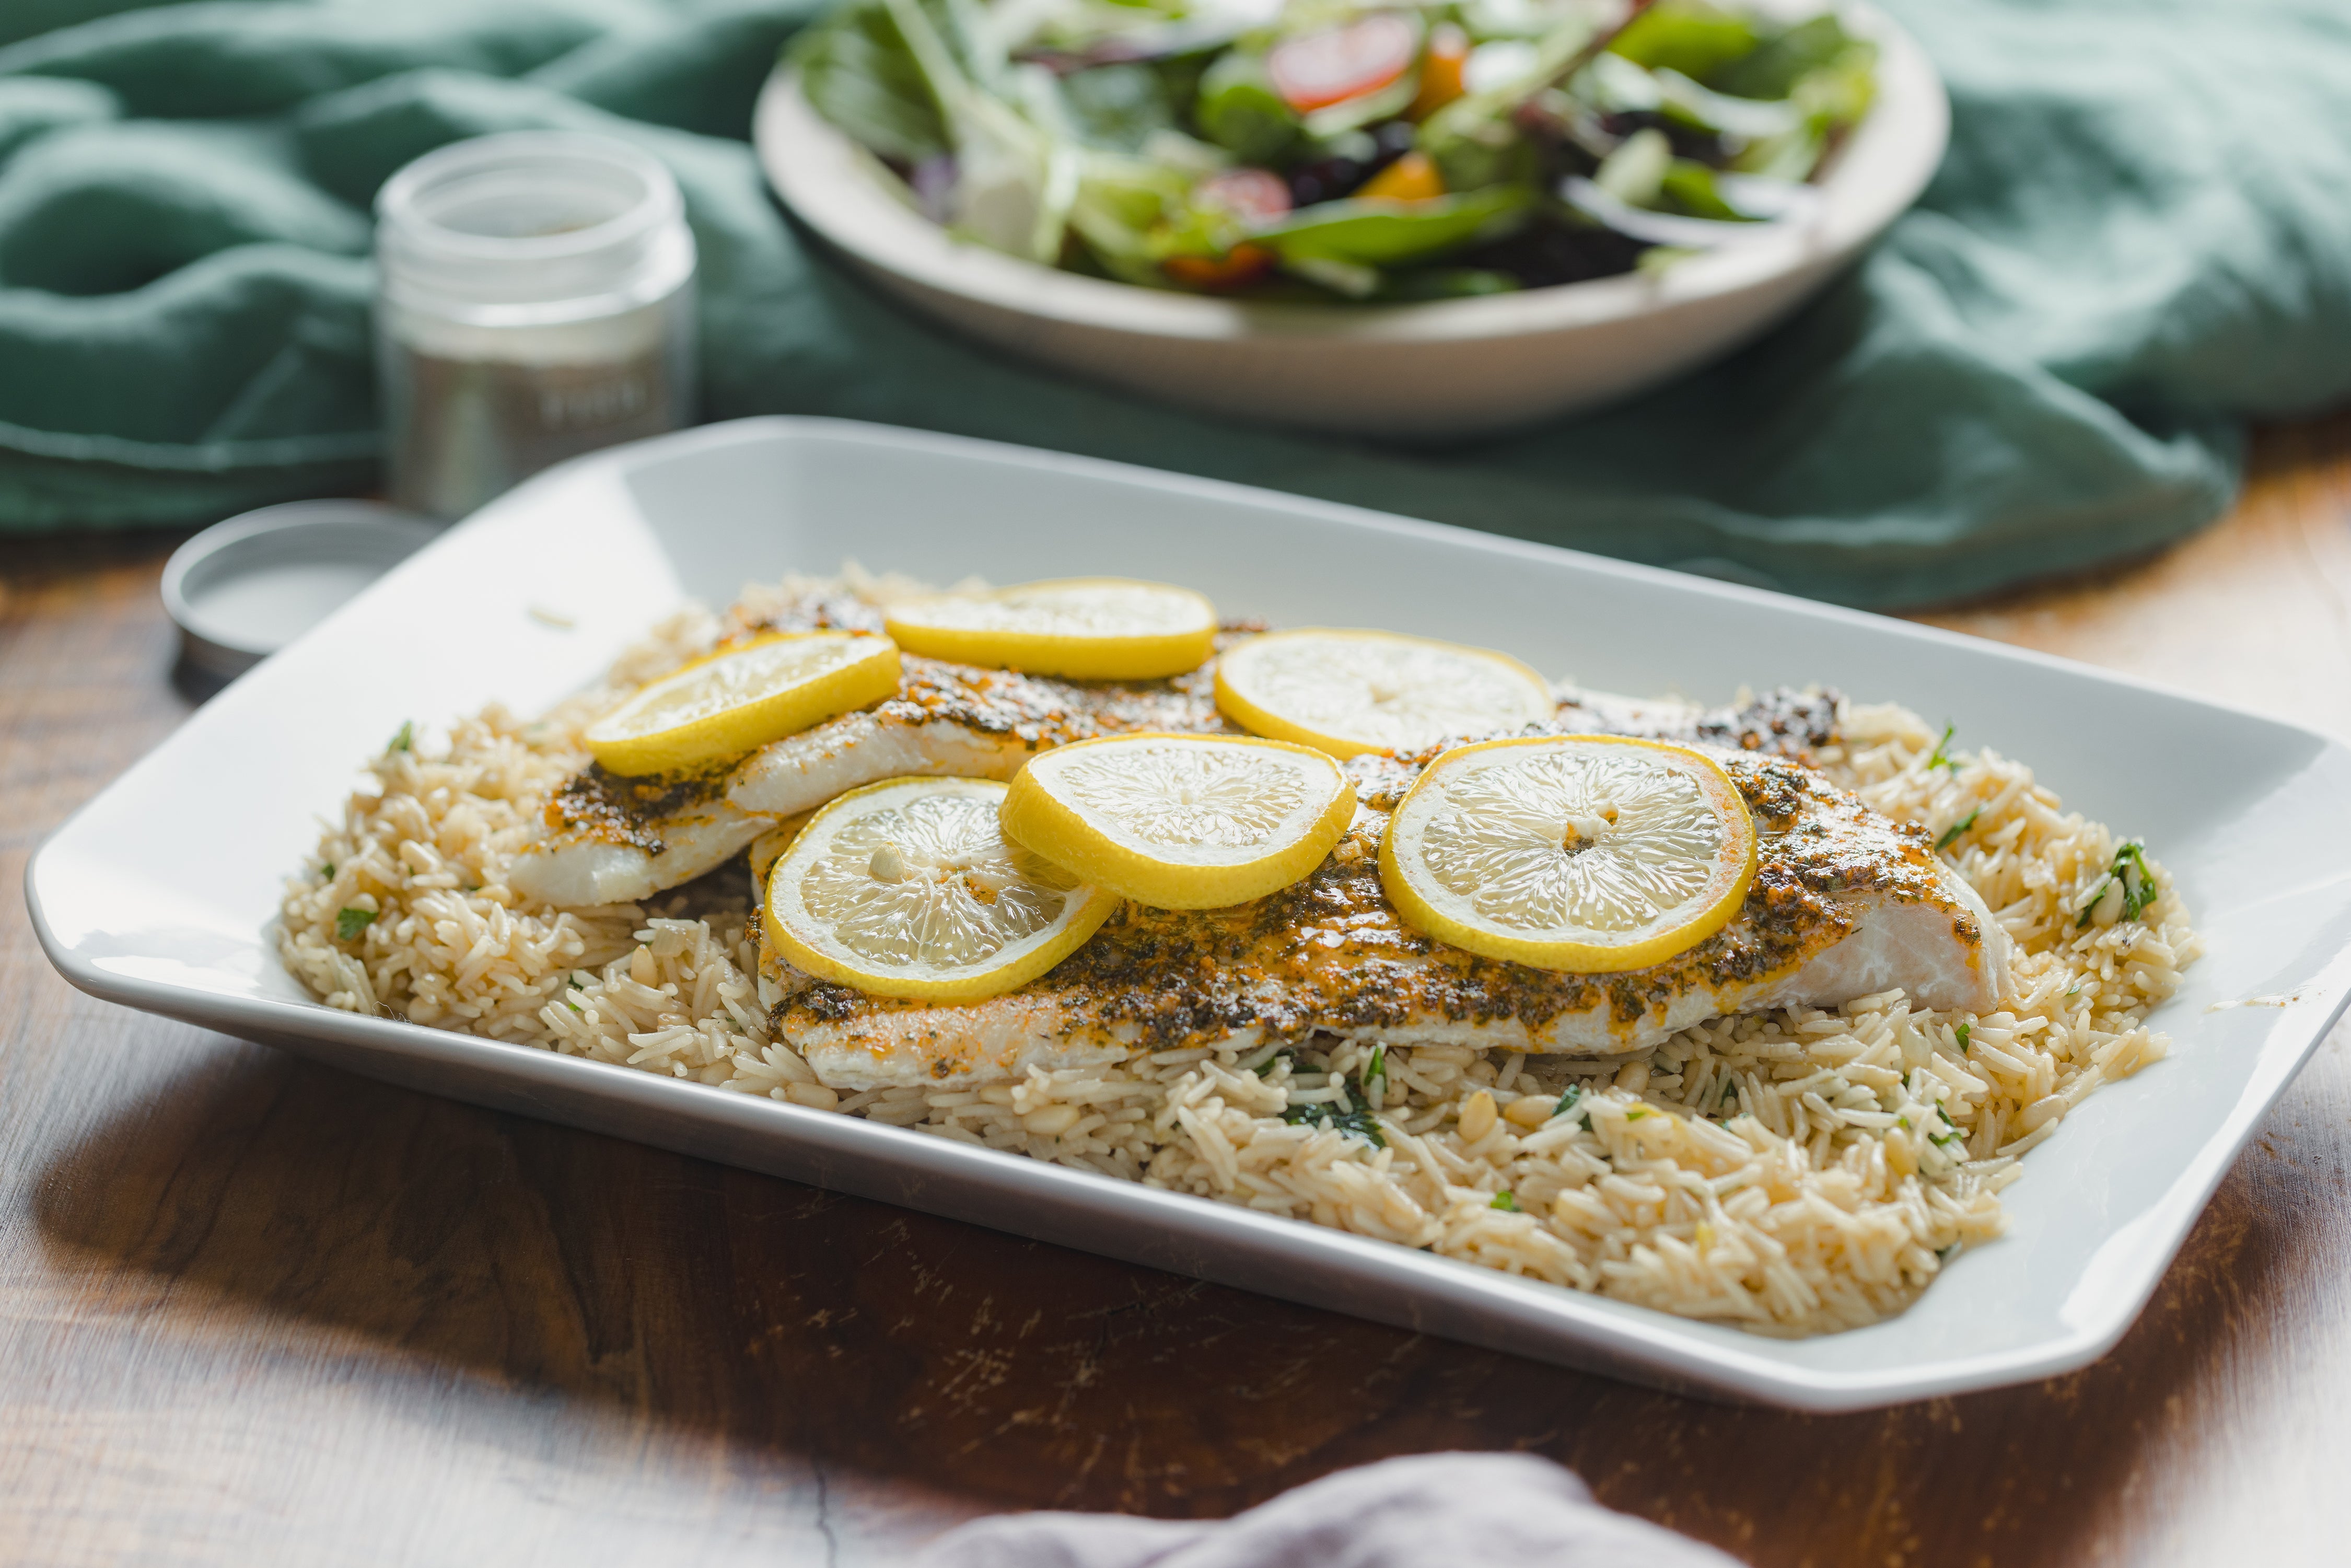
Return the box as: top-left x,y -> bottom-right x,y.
999,733 -> 1355,909
1214,629 -> 1553,758
585,632 -> 901,776
882,577 -> 1217,680
1380,735 -> 1756,972
765,777 -> 1117,1000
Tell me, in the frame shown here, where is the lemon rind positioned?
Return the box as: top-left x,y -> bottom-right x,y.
998,733 -> 1357,910
764,776 -> 1118,1002
882,577 -> 1217,681
586,632 -> 902,777
1212,628 -> 1554,760
1379,734 -> 1758,973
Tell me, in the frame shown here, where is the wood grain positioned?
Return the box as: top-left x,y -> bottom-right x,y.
4,427 -> 2350,1567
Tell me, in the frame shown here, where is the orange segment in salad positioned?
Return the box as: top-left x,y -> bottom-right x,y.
1408,22 -> 1469,119
1358,150 -> 1446,204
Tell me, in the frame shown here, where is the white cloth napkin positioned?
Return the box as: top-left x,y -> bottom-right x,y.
913,1452 -> 1746,1568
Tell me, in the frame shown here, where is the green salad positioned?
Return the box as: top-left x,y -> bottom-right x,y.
791,0 -> 1876,301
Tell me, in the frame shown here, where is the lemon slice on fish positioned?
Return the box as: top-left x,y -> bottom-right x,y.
1000,733 -> 1355,909
765,777 -> 1118,1000
1215,629 -> 1553,759
586,632 -> 900,776
1381,735 -> 1756,972
882,577 -> 1216,680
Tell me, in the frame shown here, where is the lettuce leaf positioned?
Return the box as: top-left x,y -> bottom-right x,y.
1608,0 -> 1760,83
1254,184 -> 1534,266
791,0 -> 950,164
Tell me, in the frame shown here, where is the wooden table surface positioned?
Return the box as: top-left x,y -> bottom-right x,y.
5,418 -> 2350,1568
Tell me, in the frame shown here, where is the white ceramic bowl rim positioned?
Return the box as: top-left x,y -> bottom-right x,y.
758,0 -> 1949,345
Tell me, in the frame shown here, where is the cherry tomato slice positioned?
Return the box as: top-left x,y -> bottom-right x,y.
1195,168 -> 1294,224
1266,14 -> 1419,114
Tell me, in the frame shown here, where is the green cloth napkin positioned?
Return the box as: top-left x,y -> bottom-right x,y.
2,0 -> 2347,607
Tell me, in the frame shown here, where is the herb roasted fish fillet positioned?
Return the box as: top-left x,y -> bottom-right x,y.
507,597 -> 1833,909
505,584 -> 1998,1081
726,655 -> 1232,814
774,747 -> 2010,1090
509,655 -> 1235,907
502,582 -> 1253,906
508,765 -> 769,908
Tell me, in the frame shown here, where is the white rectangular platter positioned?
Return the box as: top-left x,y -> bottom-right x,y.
29,416 -> 2351,1412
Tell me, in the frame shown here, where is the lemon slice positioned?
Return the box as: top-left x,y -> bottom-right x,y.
1215,629 -> 1553,758
999,733 -> 1355,909
764,777 -> 1118,1000
586,632 -> 900,776
882,577 -> 1216,680
1381,735 -> 1756,972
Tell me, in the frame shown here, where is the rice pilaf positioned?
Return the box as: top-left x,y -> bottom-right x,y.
279,578 -> 2198,1337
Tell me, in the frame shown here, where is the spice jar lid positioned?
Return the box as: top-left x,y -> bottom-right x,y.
162,501 -> 440,681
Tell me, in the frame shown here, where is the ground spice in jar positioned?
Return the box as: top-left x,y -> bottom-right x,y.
375,132 -> 698,519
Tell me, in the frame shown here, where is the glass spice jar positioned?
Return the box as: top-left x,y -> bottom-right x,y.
375,131 -> 698,519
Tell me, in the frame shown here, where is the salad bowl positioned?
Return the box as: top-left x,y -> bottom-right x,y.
753,1 -> 1947,438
